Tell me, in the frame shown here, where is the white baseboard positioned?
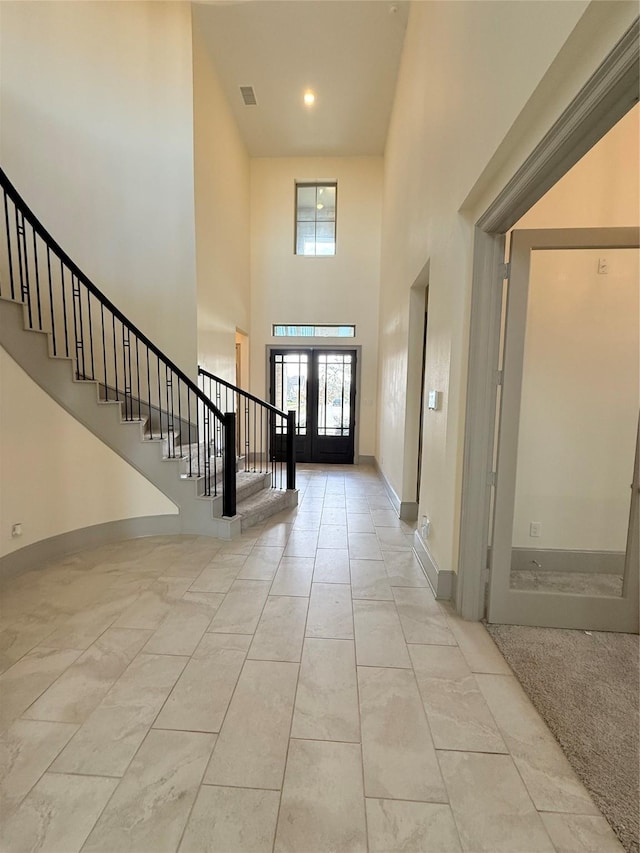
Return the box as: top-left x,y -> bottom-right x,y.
413,531 -> 454,600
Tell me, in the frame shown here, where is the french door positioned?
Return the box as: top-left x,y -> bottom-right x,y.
270,348 -> 357,464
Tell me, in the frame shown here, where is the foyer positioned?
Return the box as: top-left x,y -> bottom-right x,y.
0,465 -> 622,852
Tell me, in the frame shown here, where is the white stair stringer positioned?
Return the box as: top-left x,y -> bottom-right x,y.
0,298 -> 298,538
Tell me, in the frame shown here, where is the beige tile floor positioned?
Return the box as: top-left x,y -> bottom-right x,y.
0,464 -> 625,853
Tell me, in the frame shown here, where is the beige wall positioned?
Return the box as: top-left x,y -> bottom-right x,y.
511,104 -> 640,552
0,0 -> 197,375
0,348 -> 177,558
377,0 -> 637,575
517,104 -> 640,230
192,9 -> 251,384
250,157 -> 383,457
512,249 -> 638,552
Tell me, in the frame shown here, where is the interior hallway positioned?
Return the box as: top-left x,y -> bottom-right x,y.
0,465 -> 624,852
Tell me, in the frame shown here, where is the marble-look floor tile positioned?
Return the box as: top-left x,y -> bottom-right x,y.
248,596 -> 308,662
438,751 -> 555,852
321,507 -> 347,526
207,579 -> 270,633
358,666 -> 446,803
367,495 -> 393,510
292,511 -> 322,530
376,527 -> 413,551
313,548 -> 350,583
476,673 -> 599,813
188,561 -> 245,595
112,578 -> 193,630
283,529 -> 320,557
347,513 -> 375,533
348,532 -> 383,561
270,557 -> 315,596
371,509 -> 402,528
297,496 -> 324,513
83,729 -> 215,853
0,719 -> 78,813
0,647 -> 83,731
324,494 -> 346,508
0,772 -> 118,853
143,599 -> 218,656
0,617 -> 57,674
180,785 -> 281,853
317,524 -> 348,549
366,799 -> 462,852
306,583 -> 354,639
213,536 -> 257,556
154,634 -> 250,732
409,645 -> 507,753
236,546 -> 284,580
539,813 -> 625,852
382,551 -> 428,588
256,522 -> 293,546
441,606 -> 511,674
353,600 -> 410,668
350,560 -> 394,600
51,653 -> 187,776
292,638 -> 360,742
275,739 -> 367,853
182,591 -> 225,608
346,498 -> 370,513
392,587 -> 454,645
148,550 -> 215,578
204,659 -> 298,789
24,627 -> 151,724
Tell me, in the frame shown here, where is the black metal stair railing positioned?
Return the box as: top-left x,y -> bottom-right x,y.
198,367 -> 296,493
0,167 -> 237,517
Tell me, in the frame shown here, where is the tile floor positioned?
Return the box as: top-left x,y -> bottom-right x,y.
0,464 -> 625,852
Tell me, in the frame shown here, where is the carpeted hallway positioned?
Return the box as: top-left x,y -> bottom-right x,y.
486,623 -> 639,853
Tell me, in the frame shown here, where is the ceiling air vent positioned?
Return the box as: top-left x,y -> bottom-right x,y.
240,86 -> 257,106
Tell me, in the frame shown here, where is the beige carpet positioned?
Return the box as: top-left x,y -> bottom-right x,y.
485,624 -> 639,853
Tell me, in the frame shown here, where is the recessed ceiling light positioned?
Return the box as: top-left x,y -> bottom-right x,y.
303,91 -> 315,107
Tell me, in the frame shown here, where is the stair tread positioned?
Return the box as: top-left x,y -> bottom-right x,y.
237,487 -> 290,516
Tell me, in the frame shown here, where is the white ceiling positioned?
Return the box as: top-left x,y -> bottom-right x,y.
193,0 -> 410,158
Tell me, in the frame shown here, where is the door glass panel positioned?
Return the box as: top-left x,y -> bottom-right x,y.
509,248 -> 639,597
316,353 -> 352,436
273,352 -> 308,435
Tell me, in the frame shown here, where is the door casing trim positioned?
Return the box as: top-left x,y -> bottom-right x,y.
457,18 -> 639,621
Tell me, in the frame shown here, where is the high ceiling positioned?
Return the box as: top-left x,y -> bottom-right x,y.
193,0 -> 410,158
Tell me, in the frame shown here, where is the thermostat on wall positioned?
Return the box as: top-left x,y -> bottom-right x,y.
427,390 -> 440,410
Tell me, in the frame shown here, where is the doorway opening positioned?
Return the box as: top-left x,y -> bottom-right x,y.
457,21 -> 639,625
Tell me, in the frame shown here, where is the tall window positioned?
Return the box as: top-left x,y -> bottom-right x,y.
295,182 -> 337,256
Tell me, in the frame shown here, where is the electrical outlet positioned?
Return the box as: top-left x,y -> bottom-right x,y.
597,257 -> 608,275
421,516 -> 431,539
529,521 -> 541,538
12,523 -> 22,538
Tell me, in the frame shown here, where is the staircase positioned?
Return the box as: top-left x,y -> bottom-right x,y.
0,168 -> 298,539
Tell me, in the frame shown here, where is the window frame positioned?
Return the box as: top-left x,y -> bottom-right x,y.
272,324 -> 356,338
294,181 -> 337,257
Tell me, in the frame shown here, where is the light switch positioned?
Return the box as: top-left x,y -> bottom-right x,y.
427,390 -> 440,410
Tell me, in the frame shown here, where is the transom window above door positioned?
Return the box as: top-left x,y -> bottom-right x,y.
295,182 -> 336,256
